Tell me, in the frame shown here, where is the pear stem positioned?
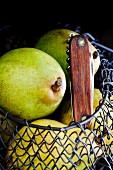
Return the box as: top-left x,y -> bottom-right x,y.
51,77 -> 62,92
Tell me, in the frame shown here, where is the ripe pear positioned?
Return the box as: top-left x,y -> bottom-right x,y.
6,118 -> 102,170
0,48 -> 66,120
59,88 -> 103,125
35,28 -> 100,89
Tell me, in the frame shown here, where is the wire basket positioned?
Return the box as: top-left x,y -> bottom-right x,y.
0,30 -> 113,170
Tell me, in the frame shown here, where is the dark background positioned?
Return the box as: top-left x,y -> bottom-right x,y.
0,2 -> 113,46
0,2 -> 113,71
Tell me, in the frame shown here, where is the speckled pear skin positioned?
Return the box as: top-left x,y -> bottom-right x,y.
0,48 -> 66,120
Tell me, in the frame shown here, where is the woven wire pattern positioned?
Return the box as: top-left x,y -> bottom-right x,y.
0,115 -> 105,170
0,33 -> 113,169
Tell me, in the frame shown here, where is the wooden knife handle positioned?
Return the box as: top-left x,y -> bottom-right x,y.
69,34 -> 94,123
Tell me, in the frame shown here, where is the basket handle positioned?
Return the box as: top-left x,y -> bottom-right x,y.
69,34 -> 94,124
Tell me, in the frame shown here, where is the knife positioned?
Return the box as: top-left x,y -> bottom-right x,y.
69,34 -> 94,126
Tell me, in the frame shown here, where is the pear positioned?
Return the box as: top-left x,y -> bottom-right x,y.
35,28 -> 101,89
59,88 -> 103,125
6,118 -> 103,170
0,48 -> 66,120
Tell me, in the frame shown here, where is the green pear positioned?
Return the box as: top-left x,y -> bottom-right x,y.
0,48 -> 66,120
35,28 -> 100,90
6,118 -> 102,170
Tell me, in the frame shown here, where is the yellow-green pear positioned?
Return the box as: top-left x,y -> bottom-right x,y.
0,48 -> 66,120
35,28 -> 100,89
6,118 -> 102,170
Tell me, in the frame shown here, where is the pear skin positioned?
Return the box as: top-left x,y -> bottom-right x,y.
0,48 -> 66,120
6,118 -> 102,170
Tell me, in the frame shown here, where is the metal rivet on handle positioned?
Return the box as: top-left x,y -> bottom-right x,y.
78,37 -> 85,46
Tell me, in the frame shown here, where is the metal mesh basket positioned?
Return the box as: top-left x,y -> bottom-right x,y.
0,29 -> 113,170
